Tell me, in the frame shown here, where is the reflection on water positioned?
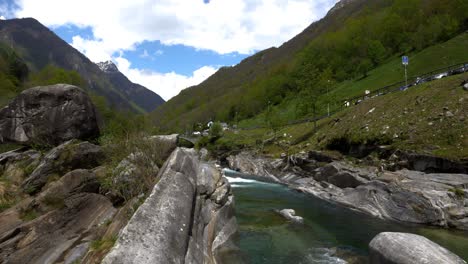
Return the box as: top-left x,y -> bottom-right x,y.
225,173 -> 468,263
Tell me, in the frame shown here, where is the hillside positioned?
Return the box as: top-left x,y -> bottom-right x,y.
215,72 -> 468,161
151,0 -> 391,130
0,18 -> 164,113
151,0 -> 468,132
239,32 -> 468,128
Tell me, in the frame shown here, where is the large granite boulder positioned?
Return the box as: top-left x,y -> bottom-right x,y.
369,232 -> 466,264
102,148 -> 239,264
21,140 -> 105,194
0,84 -> 100,146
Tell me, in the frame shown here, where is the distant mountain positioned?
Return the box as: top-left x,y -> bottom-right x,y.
0,18 -> 164,113
97,61 -> 164,112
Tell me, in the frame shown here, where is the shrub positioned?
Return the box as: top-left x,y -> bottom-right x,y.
90,236 -> 117,251
449,188 -> 465,199
209,122 -> 224,140
19,207 -> 39,221
100,133 -> 175,201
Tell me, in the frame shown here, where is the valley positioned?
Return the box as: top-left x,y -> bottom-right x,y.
0,0 -> 467,263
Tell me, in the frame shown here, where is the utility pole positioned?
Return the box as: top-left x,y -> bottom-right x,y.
402,56 -> 409,88
327,80 -> 330,117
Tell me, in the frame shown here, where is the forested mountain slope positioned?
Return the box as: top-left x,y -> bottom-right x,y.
151,0 -> 468,132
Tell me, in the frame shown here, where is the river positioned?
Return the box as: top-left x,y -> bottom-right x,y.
224,171 -> 468,263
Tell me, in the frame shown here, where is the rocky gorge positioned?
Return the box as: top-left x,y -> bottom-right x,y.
0,83 -> 466,263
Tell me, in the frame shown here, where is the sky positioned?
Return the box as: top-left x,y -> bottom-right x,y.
0,0 -> 339,100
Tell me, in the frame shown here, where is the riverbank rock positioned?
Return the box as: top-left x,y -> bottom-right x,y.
227,152 -> 285,183
150,134 -> 178,149
369,232 -> 466,264
335,170 -> 468,228
36,169 -> 101,207
0,193 -> 116,264
401,153 -> 467,174
0,84 -> 100,146
0,148 -> 42,184
232,151 -> 468,230
314,161 -> 373,187
276,209 -> 304,224
102,148 -> 239,264
21,140 -> 104,194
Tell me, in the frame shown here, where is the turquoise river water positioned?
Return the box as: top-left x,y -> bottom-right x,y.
224,172 -> 468,264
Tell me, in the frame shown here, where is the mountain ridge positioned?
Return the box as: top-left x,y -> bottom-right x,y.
97,60 -> 165,112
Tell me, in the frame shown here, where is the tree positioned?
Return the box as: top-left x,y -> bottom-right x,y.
357,59 -> 373,78
368,40 -> 386,65
209,122 -> 223,141
292,61 -> 327,129
265,104 -> 283,139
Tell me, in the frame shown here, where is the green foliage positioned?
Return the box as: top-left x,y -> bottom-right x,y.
0,181 -> 15,213
209,122 -> 224,140
19,207 -> 39,221
0,43 -> 29,106
27,64 -> 86,88
101,133 -> 174,200
449,188 -> 465,199
293,0 -> 468,85
195,136 -> 211,150
90,236 -> 117,251
0,201 -> 13,213
0,143 -> 23,154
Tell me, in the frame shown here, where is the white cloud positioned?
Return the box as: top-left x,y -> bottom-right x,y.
14,0 -> 339,59
12,0 -> 338,100
114,56 -> 217,101
0,16 -> 5,20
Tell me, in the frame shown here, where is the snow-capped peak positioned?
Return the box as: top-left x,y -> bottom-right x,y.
97,60 -> 119,73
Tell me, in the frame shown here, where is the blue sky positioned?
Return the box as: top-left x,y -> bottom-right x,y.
0,0 -> 338,100
53,25 -> 246,76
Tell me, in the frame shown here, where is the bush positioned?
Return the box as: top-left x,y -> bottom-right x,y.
209,122 -> 224,140
449,188 -> 465,199
90,236 -> 117,251
195,136 -> 211,150
100,132 -> 175,201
